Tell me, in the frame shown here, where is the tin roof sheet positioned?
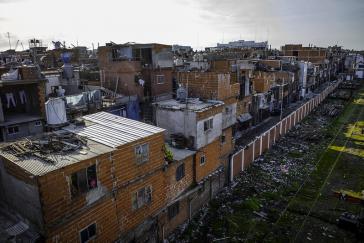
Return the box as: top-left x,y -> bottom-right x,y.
64,112 -> 165,148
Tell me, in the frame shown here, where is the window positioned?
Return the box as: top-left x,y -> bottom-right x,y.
176,163 -> 185,181
132,186 -> 152,210
80,223 -> 96,243
35,121 -> 42,127
221,132 -> 226,144
203,118 -> 213,131
168,202 -> 180,220
156,75 -> 165,84
70,165 -> 97,198
135,143 -> 149,164
200,154 -> 206,165
7,126 -> 19,135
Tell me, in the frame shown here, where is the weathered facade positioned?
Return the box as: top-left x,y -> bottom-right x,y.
0,112 -> 167,242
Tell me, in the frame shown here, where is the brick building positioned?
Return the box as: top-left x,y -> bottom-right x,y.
98,43 -> 173,101
153,99 -> 227,238
281,44 -> 327,64
0,112 -> 167,242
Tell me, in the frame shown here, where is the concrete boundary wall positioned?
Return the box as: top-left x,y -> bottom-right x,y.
230,81 -> 341,182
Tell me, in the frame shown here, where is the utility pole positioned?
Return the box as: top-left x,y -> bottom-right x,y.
280,79 -> 285,121
7,32 -> 11,50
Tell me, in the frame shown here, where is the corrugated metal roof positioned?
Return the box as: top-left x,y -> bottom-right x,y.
65,112 -> 165,148
0,139 -> 114,176
0,112 -> 165,176
154,99 -> 223,112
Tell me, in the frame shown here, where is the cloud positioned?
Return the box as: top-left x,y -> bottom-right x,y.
192,0 -> 364,49
0,0 -> 26,3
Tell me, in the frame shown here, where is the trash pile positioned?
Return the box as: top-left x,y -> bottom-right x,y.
172,99 -> 346,242
2,132 -> 87,164
317,103 -> 344,117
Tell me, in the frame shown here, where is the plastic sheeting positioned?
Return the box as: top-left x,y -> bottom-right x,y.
1,69 -> 19,80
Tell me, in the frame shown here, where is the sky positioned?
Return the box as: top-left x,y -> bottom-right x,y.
0,0 -> 363,51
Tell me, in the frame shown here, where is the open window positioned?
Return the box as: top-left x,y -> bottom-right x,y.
7,126 -> 19,135
80,223 -> 96,243
131,186 -> 152,210
203,118 -> 213,132
70,164 -> 97,198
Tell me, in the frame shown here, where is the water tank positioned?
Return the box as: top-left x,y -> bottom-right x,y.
45,98 -> 67,127
62,63 -> 74,80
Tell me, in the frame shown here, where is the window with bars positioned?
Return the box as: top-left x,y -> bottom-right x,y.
168,202 -> 180,220
176,163 -> 185,181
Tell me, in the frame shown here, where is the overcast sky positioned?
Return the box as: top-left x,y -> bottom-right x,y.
0,0 -> 363,51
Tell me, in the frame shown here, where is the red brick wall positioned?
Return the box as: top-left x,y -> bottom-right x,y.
195,139 -> 221,182
165,156 -> 194,202
47,198 -> 119,243
37,133 -> 167,241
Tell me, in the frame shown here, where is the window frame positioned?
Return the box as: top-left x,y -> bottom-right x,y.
79,222 -> 97,243
156,74 -> 165,84
34,121 -> 42,127
203,118 -> 213,132
221,132 -> 226,144
132,185 -> 152,210
7,126 -> 19,135
168,201 -> 180,220
70,164 -> 98,199
175,163 -> 185,181
200,154 -> 206,165
135,143 -> 149,165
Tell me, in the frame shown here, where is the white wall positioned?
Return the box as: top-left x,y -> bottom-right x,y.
356,70 -> 364,79
222,103 -> 237,129
196,113 -> 222,149
155,109 -> 197,141
156,107 -> 222,150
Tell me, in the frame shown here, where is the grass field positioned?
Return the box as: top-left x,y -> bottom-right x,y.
275,85 -> 364,242
175,84 -> 364,243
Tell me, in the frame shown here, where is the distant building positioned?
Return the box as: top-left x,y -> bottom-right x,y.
281,44 -> 327,64
206,40 -> 268,51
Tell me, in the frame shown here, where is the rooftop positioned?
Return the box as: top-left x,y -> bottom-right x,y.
0,112 -> 165,176
64,112 -> 165,148
0,130 -> 113,176
154,99 -> 224,113
166,144 -> 196,161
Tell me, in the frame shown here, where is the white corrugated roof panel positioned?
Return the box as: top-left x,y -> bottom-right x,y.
65,112 -> 165,148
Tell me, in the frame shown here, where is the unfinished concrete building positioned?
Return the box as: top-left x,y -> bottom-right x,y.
0,66 -> 46,142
